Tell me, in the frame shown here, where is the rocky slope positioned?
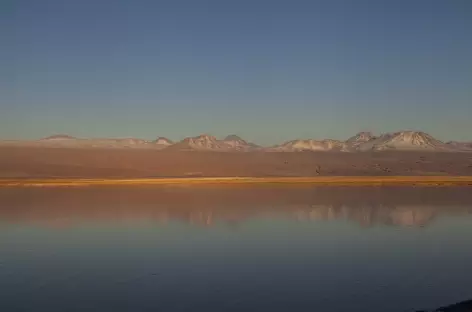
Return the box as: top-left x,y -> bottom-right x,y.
222,135 -> 260,151
446,141 -> 472,151
356,131 -> 450,151
168,134 -> 230,151
345,132 -> 377,150
271,139 -> 347,152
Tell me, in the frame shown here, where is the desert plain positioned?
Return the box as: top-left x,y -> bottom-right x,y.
1,146 -> 472,186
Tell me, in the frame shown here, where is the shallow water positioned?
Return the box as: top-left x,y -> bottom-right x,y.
1,186 -> 472,312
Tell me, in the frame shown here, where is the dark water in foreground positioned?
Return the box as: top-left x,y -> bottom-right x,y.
1,186 -> 472,312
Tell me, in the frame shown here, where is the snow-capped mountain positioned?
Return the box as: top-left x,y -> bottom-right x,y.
154,137 -> 173,146
3,130 -> 471,152
167,134 -> 259,151
357,131 -> 449,151
222,135 -> 260,151
271,139 -> 347,152
270,131 -> 457,152
345,132 -> 376,150
169,134 -> 230,151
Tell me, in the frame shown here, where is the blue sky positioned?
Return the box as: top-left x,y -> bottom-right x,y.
2,0 -> 471,144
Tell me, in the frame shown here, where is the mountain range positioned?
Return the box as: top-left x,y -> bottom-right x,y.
2,131 -> 471,152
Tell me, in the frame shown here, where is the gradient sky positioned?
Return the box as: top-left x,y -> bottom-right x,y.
2,0 -> 472,144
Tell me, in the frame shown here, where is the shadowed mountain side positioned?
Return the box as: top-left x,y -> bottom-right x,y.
1,187 -> 471,228
1,146 -> 472,178
41,134 -> 77,141
417,299 -> 472,311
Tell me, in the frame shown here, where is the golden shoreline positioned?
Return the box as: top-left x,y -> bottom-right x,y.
1,176 -> 472,187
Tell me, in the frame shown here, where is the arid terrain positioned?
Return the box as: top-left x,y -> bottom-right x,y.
1,146 -> 472,179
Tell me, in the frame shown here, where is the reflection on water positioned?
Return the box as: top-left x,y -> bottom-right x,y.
1,186 -> 472,228
1,186 -> 472,312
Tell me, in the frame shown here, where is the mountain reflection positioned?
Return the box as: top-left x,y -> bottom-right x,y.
1,186 -> 471,228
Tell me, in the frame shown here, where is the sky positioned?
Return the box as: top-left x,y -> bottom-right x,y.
2,0 -> 472,144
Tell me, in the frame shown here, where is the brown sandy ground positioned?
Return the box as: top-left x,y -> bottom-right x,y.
0,146 -> 472,178
1,176 -> 472,187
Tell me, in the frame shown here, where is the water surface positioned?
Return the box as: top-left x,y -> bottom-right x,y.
1,186 -> 472,312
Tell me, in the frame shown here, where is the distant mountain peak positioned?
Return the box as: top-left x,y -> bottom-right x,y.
347,132 -> 376,143
357,130 -> 448,151
224,134 -> 244,141
273,139 -> 346,152
390,131 -> 439,143
41,134 -> 77,141
166,134 -> 260,151
357,131 -> 375,139
446,141 -> 472,151
192,134 -> 217,140
154,137 -> 173,145
27,130 -> 470,153
169,134 -> 226,151
223,134 -> 260,150
393,130 -> 426,136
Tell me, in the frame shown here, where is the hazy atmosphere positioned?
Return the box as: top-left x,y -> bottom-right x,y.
2,2 -> 472,312
3,0 -> 472,144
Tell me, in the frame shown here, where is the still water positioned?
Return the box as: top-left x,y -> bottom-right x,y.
1,186 -> 472,312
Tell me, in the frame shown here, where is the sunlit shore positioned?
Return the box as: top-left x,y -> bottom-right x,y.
1,176 -> 472,187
